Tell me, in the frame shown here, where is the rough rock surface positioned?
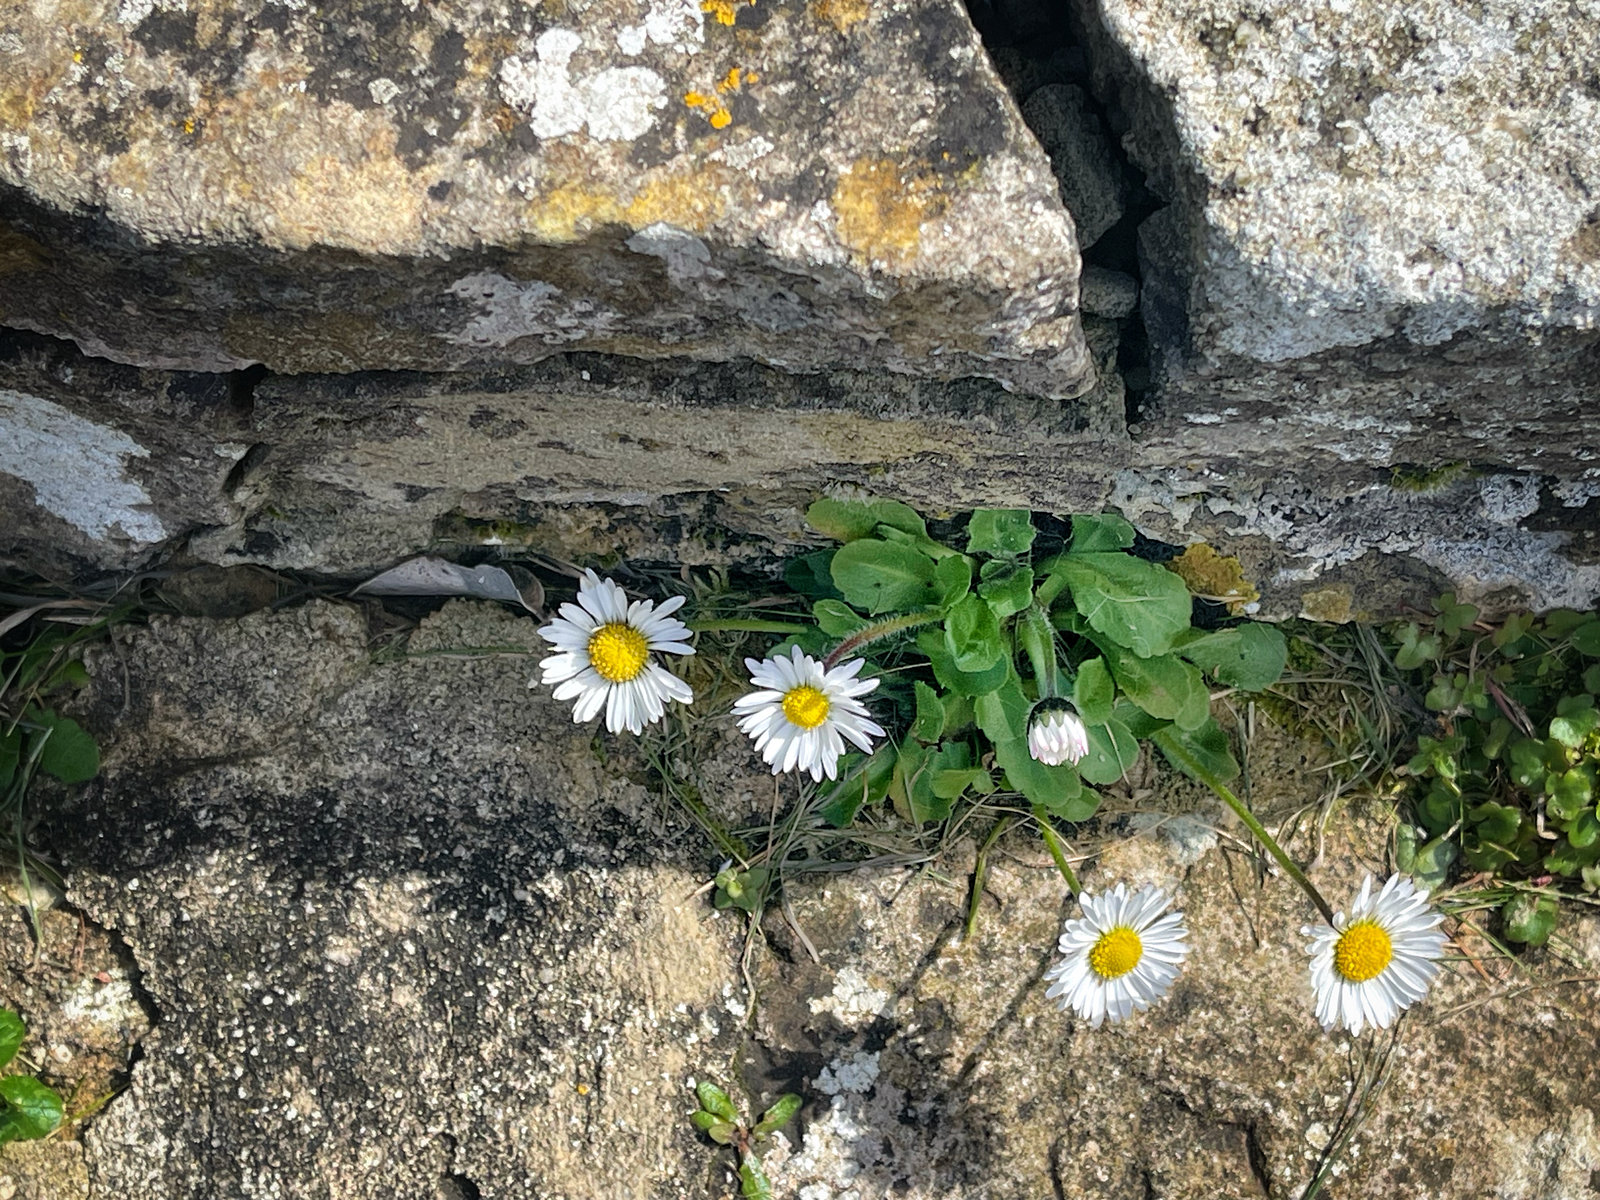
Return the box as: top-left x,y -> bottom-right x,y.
20,600 -> 1600,1199
1070,0 -> 1600,480
0,0 -> 1091,396
1021,84 -> 1126,249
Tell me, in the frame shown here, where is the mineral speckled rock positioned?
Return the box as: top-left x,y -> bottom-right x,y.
1020,83 -> 1126,249
1072,0 -> 1600,480
0,0 -> 1091,396
56,602 -> 748,1200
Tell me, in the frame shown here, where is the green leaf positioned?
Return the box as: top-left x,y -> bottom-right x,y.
966,509 -> 1036,557
1152,720 -> 1240,785
1570,619 -> 1600,656
806,496 -> 927,542
739,1156 -> 775,1200
1585,665 -> 1600,694
944,595 -> 1005,674
976,562 -> 1034,620
831,539 -> 939,615
1410,835 -> 1459,893
784,550 -> 843,601
1068,512 -> 1135,553
890,742 -> 948,825
911,681 -> 946,744
931,766 -> 994,800
935,554 -> 974,609
1394,624 -> 1442,670
0,1076 -> 64,1144
0,1010 -> 23,1070
31,708 -> 99,784
1549,706 -> 1600,749
818,745 -> 896,828
1105,650 -> 1209,729
1547,767 -> 1594,822
1077,719 -> 1139,785
1468,801 -> 1523,845
1501,893 -> 1558,946
1567,810 -> 1600,850
941,692 -> 975,735
812,599 -> 866,638
1433,592 -> 1479,636
1175,624 -> 1288,692
1047,553 -> 1193,659
695,1081 -> 739,1124
752,1093 -> 803,1138
1072,658 -> 1114,725
1508,739 -> 1557,790
917,630 -> 1010,697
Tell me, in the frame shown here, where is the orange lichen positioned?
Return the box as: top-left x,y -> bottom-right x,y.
831,157 -> 943,270
814,0 -> 870,33
700,0 -> 752,25
709,109 -> 732,129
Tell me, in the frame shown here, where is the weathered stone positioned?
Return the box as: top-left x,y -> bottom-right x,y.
38,601 -> 1600,1199
753,761 -> 1600,1199
55,601 -> 748,1200
1021,84 -> 1126,248
1,330 -> 1124,578
1070,0 -> 1600,483
0,0 -> 1092,397
1080,264 -> 1138,318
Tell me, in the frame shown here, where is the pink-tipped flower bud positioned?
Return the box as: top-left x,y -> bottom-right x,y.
1027,699 -> 1090,767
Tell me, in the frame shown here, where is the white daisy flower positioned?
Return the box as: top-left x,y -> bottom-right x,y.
1027,699 -> 1090,766
731,646 -> 885,782
535,569 -> 695,735
1304,873 -> 1448,1035
1043,883 -> 1190,1027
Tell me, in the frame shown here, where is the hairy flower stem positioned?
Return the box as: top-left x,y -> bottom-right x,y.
1032,806 -> 1081,895
1157,731 -> 1336,923
822,611 -> 944,669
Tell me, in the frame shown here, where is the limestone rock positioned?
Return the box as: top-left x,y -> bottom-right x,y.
1021,83 -> 1126,248
1080,264 -> 1138,318
1073,0 -> 1600,478
57,602 -> 747,1200
0,0 -> 1092,396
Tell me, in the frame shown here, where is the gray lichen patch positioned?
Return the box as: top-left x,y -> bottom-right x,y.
0,0 -> 1091,394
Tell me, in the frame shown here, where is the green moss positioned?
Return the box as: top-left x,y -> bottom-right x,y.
1389,461 -> 1470,493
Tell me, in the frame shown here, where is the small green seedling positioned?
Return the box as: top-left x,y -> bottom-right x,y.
688,1080 -> 802,1200
0,1008 -> 64,1146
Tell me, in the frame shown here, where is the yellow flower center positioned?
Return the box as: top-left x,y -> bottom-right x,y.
1333,920 -> 1393,983
587,623 -> 650,683
1087,927 -> 1143,980
781,685 -> 831,730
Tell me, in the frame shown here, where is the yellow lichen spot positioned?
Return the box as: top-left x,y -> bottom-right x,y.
684,90 -> 712,108
72,50 -> 83,63
575,1083 -> 591,1096
684,87 -> 733,130
182,117 -> 196,135
700,0 -> 750,25
717,67 -> 743,93
1299,583 -> 1355,624
624,166 -> 732,231
709,109 -> 732,129
1167,543 -> 1260,614
831,157 -> 942,270
814,0 -> 870,33
744,70 -> 760,84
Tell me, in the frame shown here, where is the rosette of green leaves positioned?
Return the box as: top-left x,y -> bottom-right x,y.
687,1080 -> 802,1200
1400,596 -> 1600,942
787,498 -> 1288,828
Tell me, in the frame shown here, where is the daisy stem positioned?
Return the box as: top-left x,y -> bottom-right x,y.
822,610 -> 945,669
1032,806 -> 1081,895
964,815 -> 1013,941
686,619 -> 810,634
1210,777 -> 1336,925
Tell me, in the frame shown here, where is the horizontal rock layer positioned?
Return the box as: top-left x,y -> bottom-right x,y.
0,0 -> 1091,395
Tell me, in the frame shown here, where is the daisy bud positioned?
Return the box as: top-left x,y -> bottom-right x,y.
1027,698 -> 1090,766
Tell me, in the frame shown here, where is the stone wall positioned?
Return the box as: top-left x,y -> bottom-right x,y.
2,0 -> 1597,614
